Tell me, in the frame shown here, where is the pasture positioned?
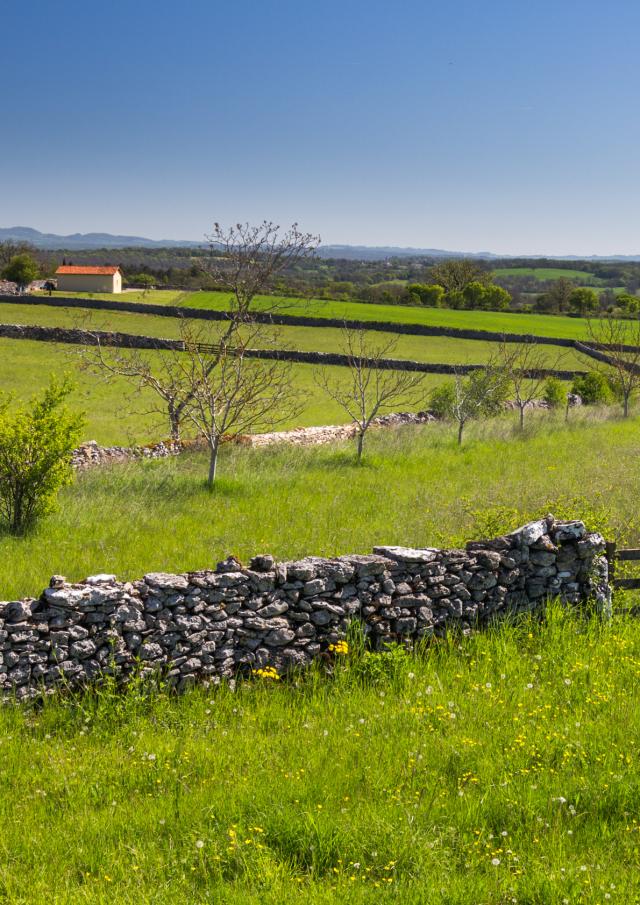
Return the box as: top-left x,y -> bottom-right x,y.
33,288 -> 598,339
0,415 -> 639,902
0,410 -> 635,600
0,298 -> 587,444
3,288 -> 639,904
493,266 -> 598,283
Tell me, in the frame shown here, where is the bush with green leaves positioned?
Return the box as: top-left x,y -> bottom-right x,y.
571,370 -> 614,406
429,367 -> 509,444
1,253 -> 40,290
542,376 -> 567,408
0,379 -> 85,535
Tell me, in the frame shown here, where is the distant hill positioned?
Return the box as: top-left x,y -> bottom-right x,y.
0,226 -> 202,250
3,226 -> 640,262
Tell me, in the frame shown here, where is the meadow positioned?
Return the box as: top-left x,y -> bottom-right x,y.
2,290 -> 639,904
0,409 -> 635,601
1,607 -> 638,904
0,298 -> 587,445
0,414 -> 639,903
34,288 -> 598,339
493,267 -> 598,283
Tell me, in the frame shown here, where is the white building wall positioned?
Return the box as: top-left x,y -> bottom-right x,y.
56,273 -> 121,294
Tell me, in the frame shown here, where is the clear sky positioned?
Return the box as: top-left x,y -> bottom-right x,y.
2,0 -> 640,255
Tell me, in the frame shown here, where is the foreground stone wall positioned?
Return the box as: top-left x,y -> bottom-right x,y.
0,517 -> 609,699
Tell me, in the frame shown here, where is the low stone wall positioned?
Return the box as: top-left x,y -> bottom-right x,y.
0,322 -> 583,379
0,517 -> 609,699
71,439 -> 185,469
0,293 -> 580,348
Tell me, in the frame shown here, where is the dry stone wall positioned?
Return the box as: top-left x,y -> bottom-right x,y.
0,517 -> 609,699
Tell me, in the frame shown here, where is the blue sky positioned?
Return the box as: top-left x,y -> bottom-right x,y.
2,0 -> 640,254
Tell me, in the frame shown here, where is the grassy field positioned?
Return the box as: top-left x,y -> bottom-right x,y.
0,408 -> 636,600
0,607 -> 638,904
0,414 -> 639,902
0,337 -> 459,444
32,288 -> 599,339
0,301 -> 588,367
0,297 -> 589,445
493,267 -> 598,283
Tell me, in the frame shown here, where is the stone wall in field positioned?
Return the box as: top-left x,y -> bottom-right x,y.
0,322 -> 582,379
0,517 -> 610,699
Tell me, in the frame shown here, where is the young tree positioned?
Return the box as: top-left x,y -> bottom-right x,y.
179,328 -> 301,486
314,328 -> 424,461
497,338 -> 561,430
580,316 -> 640,416
1,253 -> 40,291
0,379 -> 84,535
203,221 -> 321,321
429,366 -> 509,445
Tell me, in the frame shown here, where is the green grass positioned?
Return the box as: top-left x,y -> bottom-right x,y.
493,267 -> 598,283
32,288 -> 601,339
0,407 -> 636,600
0,399 -> 638,902
0,301 -> 587,369
0,606 -> 638,903
0,337 -> 454,444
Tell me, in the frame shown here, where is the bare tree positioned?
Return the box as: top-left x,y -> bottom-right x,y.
178,328 -> 301,486
203,221 -> 321,319
581,316 -> 640,417
314,328 -> 424,461
77,315 -> 289,445
78,338 -> 198,440
0,241 -> 35,269
429,364 -> 509,445
497,338 -> 562,429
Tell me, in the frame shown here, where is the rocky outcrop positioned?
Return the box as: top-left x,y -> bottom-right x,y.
0,517 -> 609,699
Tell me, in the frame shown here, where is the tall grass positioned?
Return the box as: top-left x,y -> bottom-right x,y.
0,606 -> 638,903
0,407 -> 636,600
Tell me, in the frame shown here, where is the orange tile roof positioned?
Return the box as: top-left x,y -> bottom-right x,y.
55,266 -> 120,275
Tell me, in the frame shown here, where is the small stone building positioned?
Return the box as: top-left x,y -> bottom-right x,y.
55,265 -> 122,294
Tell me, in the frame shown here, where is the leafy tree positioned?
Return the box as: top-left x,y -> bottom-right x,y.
569,288 -> 599,316
429,366 -> 509,445
407,283 -> 445,307
463,282 -> 511,310
616,293 -> 640,315
427,259 -> 492,293
542,377 -> 567,408
571,371 -> 613,406
1,253 -> 40,291
0,379 -> 84,534
0,241 -> 35,268
536,277 -> 575,313
481,284 -> 511,310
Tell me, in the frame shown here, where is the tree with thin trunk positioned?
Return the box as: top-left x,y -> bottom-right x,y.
314,328 -> 424,461
581,316 -> 640,417
497,338 -> 562,430
177,324 -> 301,486
203,221 -> 321,319
77,220 -> 320,439
429,364 -> 509,446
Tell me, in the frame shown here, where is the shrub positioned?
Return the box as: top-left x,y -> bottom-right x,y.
542,377 -> 567,408
571,370 -> 613,406
0,379 -> 85,535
